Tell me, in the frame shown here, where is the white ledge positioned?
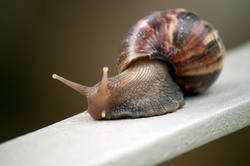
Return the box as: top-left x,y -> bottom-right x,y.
1,42 -> 250,166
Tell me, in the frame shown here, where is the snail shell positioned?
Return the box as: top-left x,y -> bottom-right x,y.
118,8 -> 225,93
53,8 -> 225,120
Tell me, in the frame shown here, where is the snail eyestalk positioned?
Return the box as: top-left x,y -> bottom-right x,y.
52,67 -> 111,120
52,74 -> 90,96
98,67 -> 109,95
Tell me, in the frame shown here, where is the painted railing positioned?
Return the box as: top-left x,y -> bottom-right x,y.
0,42 -> 250,166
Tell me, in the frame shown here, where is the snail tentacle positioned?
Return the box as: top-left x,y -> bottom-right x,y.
52,74 -> 90,96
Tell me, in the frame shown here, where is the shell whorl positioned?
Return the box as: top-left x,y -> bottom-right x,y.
118,8 -> 225,93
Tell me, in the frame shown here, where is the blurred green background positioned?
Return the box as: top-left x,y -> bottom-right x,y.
1,0 -> 249,165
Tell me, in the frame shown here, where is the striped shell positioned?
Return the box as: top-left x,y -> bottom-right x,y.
118,8 -> 225,93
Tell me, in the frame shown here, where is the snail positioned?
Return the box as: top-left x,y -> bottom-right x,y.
52,8 -> 225,120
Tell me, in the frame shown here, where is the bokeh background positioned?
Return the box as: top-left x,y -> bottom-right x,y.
1,0 -> 250,165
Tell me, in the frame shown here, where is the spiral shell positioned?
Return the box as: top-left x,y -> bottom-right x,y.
118,8 -> 225,93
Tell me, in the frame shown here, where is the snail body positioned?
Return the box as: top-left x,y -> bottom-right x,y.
53,8 -> 225,120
